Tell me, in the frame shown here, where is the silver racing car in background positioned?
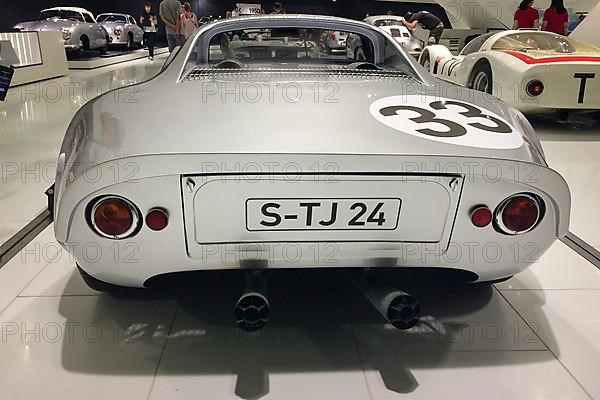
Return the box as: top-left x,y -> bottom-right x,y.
51,15 -> 570,331
14,7 -> 108,54
97,13 -> 144,48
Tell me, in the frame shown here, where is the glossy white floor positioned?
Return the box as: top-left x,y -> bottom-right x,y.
0,56 -> 599,399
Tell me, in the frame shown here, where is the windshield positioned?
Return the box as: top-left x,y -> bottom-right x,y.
373,19 -> 404,27
184,22 -> 416,77
491,32 -> 600,53
38,10 -> 83,21
97,15 -> 127,23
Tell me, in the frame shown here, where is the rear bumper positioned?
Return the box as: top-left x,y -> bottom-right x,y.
501,65 -> 600,113
55,154 -> 569,288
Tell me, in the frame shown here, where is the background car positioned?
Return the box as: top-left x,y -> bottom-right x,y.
97,13 -> 144,49
324,30 -> 348,53
363,15 -> 424,58
14,7 -> 108,54
52,15 -> 569,331
419,30 -> 600,114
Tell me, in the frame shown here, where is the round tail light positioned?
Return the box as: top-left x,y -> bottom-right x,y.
146,208 -> 169,231
90,197 -> 140,239
526,80 -> 544,96
471,206 -> 492,228
495,194 -> 541,234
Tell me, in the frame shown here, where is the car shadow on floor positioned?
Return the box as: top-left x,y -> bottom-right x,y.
57,268 -> 557,398
530,112 -> 600,140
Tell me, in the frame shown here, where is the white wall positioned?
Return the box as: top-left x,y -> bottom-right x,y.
435,0 -> 599,29
571,1 -> 600,46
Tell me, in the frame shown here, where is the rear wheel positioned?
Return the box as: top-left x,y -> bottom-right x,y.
79,35 -> 90,52
470,62 -> 493,94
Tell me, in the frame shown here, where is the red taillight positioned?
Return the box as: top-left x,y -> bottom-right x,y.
146,208 -> 169,231
471,206 -> 492,227
497,194 -> 541,234
91,197 -> 139,238
526,80 -> 544,96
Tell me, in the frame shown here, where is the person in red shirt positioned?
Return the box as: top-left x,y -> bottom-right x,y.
513,0 -> 539,29
542,0 -> 569,35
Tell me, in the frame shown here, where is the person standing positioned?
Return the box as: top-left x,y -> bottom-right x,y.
271,2 -> 285,14
542,0 -> 569,35
140,2 -> 157,60
181,2 -> 198,39
404,11 -> 444,44
159,0 -> 183,52
513,0 -> 539,29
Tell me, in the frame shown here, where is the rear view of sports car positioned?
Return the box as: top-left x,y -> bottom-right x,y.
52,15 -> 570,331
419,30 -> 600,114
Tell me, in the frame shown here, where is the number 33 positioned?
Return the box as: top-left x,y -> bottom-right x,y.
379,100 -> 512,137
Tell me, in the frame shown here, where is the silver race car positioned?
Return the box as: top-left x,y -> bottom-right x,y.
52,15 -> 570,331
97,13 -> 144,48
14,7 -> 108,54
362,15 -> 424,58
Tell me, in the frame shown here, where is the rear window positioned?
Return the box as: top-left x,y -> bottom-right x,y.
491,32 -> 600,53
182,20 -> 419,79
98,15 -> 127,23
38,10 -> 84,21
207,28 -> 374,64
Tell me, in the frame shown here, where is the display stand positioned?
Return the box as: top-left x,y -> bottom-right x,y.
0,31 -> 68,87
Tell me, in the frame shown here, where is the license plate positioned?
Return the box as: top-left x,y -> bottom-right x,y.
246,198 -> 401,231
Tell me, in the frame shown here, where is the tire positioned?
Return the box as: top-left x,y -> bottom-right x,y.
98,35 -> 109,55
79,35 -> 90,52
420,50 -> 430,72
127,32 -> 134,49
470,62 -> 493,94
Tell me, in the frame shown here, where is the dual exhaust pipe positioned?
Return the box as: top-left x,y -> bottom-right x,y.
233,270 -> 420,332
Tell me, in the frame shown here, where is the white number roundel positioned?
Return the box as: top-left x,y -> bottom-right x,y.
369,96 -> 524,149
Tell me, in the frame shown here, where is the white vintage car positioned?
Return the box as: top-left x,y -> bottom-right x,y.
97,13 -> 144,48
362,15 -> 424,58
52,15 -> 569,331
419,30 -> 600,114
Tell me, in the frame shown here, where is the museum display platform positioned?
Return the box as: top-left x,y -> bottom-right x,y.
67,46 -> 169,70
0,31 -> 68,87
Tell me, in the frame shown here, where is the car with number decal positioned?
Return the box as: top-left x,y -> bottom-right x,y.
14,7 -> 109,54
97,13 -> 144,48
51,15 -> 569,327
419,30 -> 600,114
